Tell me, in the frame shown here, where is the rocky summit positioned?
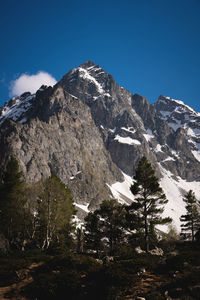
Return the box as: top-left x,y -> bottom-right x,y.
0,61 -> 200,229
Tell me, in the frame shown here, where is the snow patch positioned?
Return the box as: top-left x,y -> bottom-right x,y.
73,215 -> 84,229
143,128 -> 155,142
109,127 -> 116,133
154,144 -> 163,153
104,93 -> 111,97
163,157 -> 175,162
187,128 -> 196,137
171,150 -> 180,159
189,128 -> 200,136
191,150 -> 200,162
107,172 -> 134,204
114,135 -> 141,145
74,203 -> 90,213
159,110 -> 171,119
121,127 -> 136,133
168,120 -> 182,131
70,171 -> 82,180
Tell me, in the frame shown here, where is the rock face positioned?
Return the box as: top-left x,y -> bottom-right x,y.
60,62 -> 158,176
0,84 -> 122,219
0,61 -> 200,227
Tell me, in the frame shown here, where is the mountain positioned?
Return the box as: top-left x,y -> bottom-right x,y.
0,61 -> 200,230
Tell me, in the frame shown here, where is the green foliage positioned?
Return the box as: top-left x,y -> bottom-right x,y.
32,174 -> 75,250
116,253 -> 159,272
84,211 -> 102,256
0,157 -> 28,249
2,242 -> 200,300
0,250 -> 51,287
129,156 -> 172,251
0,155 -> 75,253
180,190 -> 200,241
24,253 -> 103,300
97,199 -> 127,255
30,268 -> 82,299
84,199 -> 127,256
161,245 -> 200,300
160,224 -> 180,252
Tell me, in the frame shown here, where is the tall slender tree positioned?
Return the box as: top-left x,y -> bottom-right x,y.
180,190 -> 200,241
130,157 -> 171,252
36,174 -> 75,250
0,157 -> 27,248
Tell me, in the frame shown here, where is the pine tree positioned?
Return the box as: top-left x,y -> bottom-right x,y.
0,157 -> 27,248
84,211 -> 102,256
84,199 -> 127,256
130,156 -> 171,252
180,190 -> 200,241
97,199 -> 127,255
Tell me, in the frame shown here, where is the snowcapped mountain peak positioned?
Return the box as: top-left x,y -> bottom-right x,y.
65,61 -> 108,98
1,62 -> 200,231
79,60 -> 96,69
60,61 -> 120,106
77,62 -> 107,81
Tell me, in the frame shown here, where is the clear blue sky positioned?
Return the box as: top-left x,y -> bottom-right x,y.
1,0 -> 200,111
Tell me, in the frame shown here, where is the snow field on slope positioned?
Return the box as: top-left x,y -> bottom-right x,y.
107,172 -> 134,205
108,166 -> 200,232
158,164 -> 200,231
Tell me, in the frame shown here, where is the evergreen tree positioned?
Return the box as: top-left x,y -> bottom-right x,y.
130,156 -> 171,252
84,199 -> 127,256
0,157 -> 27,248
126,200 -> 143,248
180,190 -> 200,241
97,199 -> 127,255
84,211 -> 102,256
194,228 -> 200,243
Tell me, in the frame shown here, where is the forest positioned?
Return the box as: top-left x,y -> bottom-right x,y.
0,156 -> 200,299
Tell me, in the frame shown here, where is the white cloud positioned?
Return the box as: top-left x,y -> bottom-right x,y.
9,71 -> 57,97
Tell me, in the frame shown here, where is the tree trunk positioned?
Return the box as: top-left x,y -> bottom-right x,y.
191,218 -> 194,242
144,202 -> 149,252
